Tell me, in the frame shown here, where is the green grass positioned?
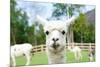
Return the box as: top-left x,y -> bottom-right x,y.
67,50 -> 92,63
10,50 -> 95,66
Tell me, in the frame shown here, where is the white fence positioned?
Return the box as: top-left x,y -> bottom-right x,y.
32,43 -> 95,53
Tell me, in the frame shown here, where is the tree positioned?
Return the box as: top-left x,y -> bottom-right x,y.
10,0 -> 29,45
10,0 -> 17,45
52,3 -> 84,19
33,22 -> 45,45
26,24 -> 35,45
72,13 -> 95,43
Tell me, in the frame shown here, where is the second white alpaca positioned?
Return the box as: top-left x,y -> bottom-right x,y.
11,43 -> 33,67
67,45 -> 82,61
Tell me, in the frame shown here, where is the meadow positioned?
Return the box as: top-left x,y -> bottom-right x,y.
10,50 -> 95,67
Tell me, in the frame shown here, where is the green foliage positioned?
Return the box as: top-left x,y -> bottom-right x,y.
26,24 -> 35,45
36,25 -> 45,45
53,3 -> 84,18
53,3 -> 67,17
10,0 -> 29,45
73,14 -> 95,43
33,24 -> 45,45
10,0 -> 45,45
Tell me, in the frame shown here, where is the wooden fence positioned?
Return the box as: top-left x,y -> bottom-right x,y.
32,43 -> 95,53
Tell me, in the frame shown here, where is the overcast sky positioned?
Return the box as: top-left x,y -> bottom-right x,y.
16,0 -> 95,26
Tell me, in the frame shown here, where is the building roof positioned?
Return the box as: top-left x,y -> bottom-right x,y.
85,9 -> 95,25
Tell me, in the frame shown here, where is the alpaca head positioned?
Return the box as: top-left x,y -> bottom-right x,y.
36,15 -> 77,52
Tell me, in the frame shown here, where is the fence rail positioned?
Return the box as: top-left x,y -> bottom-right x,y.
32,43 -> 95,53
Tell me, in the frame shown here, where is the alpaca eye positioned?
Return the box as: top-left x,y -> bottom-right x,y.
62,30 -> 65,35
45,31 -> 49,35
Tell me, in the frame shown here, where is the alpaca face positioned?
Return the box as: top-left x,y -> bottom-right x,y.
36,15 -> 77,52
44,22 -> 67,52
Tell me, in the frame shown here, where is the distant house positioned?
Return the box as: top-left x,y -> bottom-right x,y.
85,9 -> 95,25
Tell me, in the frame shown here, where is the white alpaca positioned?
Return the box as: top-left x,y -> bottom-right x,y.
11,43 -> 33,67
67,44 -> 82,62
36,15 -> 77,64
89,43 -> 95,62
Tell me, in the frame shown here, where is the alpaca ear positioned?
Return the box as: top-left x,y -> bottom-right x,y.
36,15 -> 48,26
66,16 -> 78,26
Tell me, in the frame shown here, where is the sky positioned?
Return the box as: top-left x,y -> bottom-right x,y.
16,0 -> 95,26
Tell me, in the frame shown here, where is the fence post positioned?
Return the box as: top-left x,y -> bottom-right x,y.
41,45 -> 44,52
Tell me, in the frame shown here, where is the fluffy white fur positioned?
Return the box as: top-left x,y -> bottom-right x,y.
89,48 -> 95,62
11,43 -> 33,67
36,15 -> 77,64
67,45 -> 82,61
89,53 -> 94,62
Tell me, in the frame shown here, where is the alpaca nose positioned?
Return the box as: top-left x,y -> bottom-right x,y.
52,38 -> 59,42
52,38 -> 59,49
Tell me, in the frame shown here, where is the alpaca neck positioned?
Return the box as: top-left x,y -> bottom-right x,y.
47,48 -> 66,64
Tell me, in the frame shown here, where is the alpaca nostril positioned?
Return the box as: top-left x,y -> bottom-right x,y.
52,38 -> 55,41
56,38 -> 59,41
52,38 -> 59,42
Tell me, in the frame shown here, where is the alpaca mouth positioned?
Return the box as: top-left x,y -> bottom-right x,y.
52,43 -> 59,50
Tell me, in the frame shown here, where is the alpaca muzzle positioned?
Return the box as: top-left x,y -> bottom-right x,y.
52,43 -> 59,49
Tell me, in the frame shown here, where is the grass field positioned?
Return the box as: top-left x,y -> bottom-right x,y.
10,50 -> 95,67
